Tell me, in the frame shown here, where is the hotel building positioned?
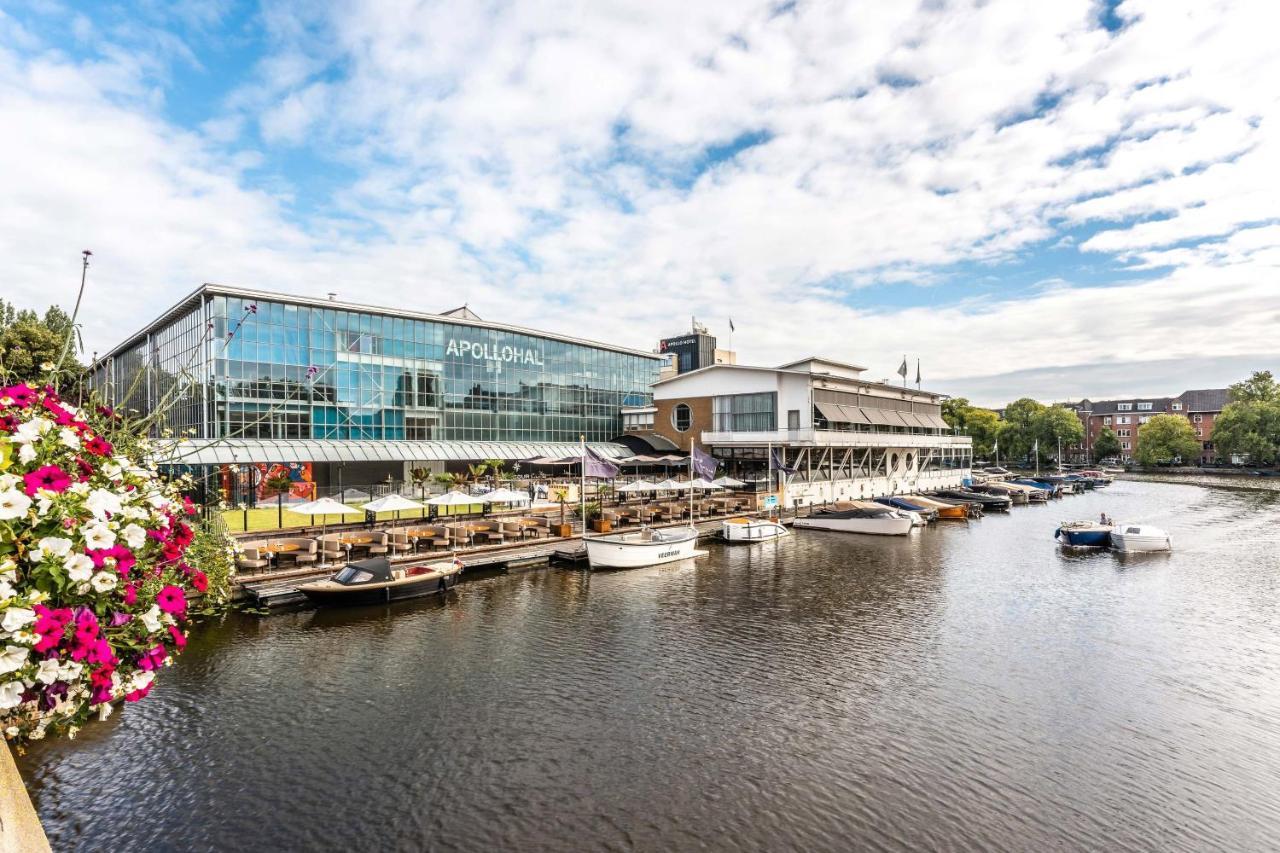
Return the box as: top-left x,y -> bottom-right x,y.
1066,388 -> 1229,464
91,285 -> 662,500
623,357 -> 972,507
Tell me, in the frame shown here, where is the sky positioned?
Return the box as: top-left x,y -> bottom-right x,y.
1,0 -> 1277,407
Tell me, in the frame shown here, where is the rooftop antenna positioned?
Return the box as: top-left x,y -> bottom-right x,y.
327,292 -> 338,301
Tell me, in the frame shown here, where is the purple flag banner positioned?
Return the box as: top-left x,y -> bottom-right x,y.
771,448 -> 797,475
583,447 -> 620,479
691,445 -> 718,480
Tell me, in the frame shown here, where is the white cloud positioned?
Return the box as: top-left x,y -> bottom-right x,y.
0,0 -> 1278,405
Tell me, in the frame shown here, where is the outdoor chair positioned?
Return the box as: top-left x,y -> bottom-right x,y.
319,537 -> 345,564
366,532 -> 390,557
236,546 -> 270,573
388,530 -> 413,556
283,538 -> 318,566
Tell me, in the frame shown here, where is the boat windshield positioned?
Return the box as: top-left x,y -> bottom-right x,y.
333,566 -> 375,585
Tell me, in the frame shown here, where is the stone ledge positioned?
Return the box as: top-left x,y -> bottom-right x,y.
0,743 -> 50,853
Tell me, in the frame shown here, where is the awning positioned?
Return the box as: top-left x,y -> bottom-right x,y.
815,402 -> 852,424
841,405 -> 871,425
861,408 -> 896,427
156,439 -> 631,466
925,414 -> 951,430
899,412 -> 928,429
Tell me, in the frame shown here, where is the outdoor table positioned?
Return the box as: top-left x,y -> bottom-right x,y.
258,541 -> 301,566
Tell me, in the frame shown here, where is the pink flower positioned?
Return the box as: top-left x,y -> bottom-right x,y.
191,571 -> 209,593
122,584 -> 138,605
137,645 -> 167,671
125,682 -> 152,703
24,465 -> 72,496
156,585 -> 186,617
1,383 -> 36,407
167,625 -> 187,649
41,397 -> 75,426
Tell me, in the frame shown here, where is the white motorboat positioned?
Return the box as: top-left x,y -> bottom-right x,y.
722,517 -> 789,543
1110,523 -> 1172,552
793,502 -> 913,536
584,526 -> 700,569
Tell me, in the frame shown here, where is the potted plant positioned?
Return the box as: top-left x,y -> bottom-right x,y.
582,500 -> 609,533
549,485 -> 574,537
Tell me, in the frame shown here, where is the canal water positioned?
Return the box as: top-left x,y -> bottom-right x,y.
18,479 -> 1280,851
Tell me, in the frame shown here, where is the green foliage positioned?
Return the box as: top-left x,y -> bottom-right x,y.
466,462 -> 488,482
1093,426 -> 1122,460
578,500 -> 602,523
184,522 -> 237,610
995,398 -> 1046,461
431,472 -> 457,487
1135,414 -> 1202,465
409,467 -> 432,484
941,397 -> 999,457
0,299 -> 82,380
1037,405 -> 1085,456
482,458 -> 507,482
1211,399 -> 1280,465
1227,370 -> 1279,404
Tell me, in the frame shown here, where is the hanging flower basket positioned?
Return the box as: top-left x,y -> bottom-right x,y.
0,382 -> 207,743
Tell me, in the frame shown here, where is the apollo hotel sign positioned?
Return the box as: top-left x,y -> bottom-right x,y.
446,338 -> 545,367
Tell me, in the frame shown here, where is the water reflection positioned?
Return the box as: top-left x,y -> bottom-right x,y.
18,479 -> 1280,852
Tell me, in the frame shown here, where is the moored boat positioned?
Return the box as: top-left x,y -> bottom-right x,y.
874,496 -> 935,524
585,526 -> 700,569
1055,520 -> 1113,547
722,517 -> 790,543
793,501 -> 913,536
902,494 -> 974,519
935,489 -> 1012,512
298,556 -> 460,606
1111,523 -> 1172,552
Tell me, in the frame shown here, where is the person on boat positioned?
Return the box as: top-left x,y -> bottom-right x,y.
1099,512 -> 1111,525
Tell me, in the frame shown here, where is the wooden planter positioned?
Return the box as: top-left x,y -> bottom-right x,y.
591,518 -> 612,533
552,523 -> 574,538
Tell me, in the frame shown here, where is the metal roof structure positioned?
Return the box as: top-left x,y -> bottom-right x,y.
156,439 -> 630,466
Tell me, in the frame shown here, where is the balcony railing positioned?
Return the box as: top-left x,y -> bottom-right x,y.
700,429 -> 972,448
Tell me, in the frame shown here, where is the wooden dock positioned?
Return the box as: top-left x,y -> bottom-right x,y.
239,514 -> 790,610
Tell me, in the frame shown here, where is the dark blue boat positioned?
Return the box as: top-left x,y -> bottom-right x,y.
1054,522 -> 1113,547
875,496 -> 929,513
1013,478 -> 1059,496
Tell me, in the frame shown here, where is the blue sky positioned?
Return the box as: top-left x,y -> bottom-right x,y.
1,0 -> 1277,406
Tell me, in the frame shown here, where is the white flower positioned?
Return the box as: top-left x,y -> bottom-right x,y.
28,724 -> 45,740
13,418 -> 50,444
0,645 -> 28,675
58,427 -> 81,450
69,481 -> 91,496
35,659 -> 60,685
17,444 -> 37,464
0,489 -> 31,521
129,670 -> 155,693
0,474 -> 17,490
0,607 -> 35,633
58,660 -> 82,681
37,537 -> 73,559
64,553 -> 94,582
82,523 -> 116,550
34,496 -> 52,517
121,523 -> 147,550
102,461 -> 123,480
0,681 -> 24,710
140,605 -> 163,633
89,572 -> 118,593
97,702 -> 113,722
0,579 -> 13,600
84,488 -> 124,520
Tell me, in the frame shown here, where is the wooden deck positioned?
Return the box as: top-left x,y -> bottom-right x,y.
239,514 -> 790,610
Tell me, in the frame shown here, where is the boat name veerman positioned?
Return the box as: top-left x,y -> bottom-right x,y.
446,339 -> 545,366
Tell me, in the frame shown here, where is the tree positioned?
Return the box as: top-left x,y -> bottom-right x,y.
964,408 -> 1000,458
1211,399 -> 1280,465
941,397 -> 971,428
1136,414 -> 1201,466
996,398 -> 1046,462
0,299 -> 82,381
1093,427 -> 1122,461
482,458 -> 507,487
1036,405 -> 1085,461
1228,370 -> 1280,404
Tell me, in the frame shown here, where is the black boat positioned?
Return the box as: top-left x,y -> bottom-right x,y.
298,556 -> 461,606
934,489 -> 1013,511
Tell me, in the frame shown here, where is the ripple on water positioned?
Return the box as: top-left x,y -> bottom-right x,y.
17,479 -> 1280,852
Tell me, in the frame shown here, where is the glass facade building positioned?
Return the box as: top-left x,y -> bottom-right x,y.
92,285 -> 660,452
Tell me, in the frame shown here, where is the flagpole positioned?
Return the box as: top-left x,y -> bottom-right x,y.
579,434 -> 587,538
